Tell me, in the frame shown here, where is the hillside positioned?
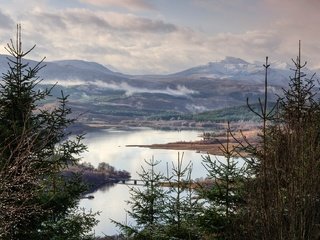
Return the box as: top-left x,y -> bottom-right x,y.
0,55 -> 315,128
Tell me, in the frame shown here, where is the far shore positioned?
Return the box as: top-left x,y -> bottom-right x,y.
76,119 -> 260,133
75,118 -> 260,156
127,141 -> 223,155
127,129 -> 259,156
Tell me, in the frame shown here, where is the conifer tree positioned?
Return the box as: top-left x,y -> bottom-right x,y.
164,153 -> 203,240
112,157 -> 168,240
199,124 -> 246,240
0,25 -> 96,239
242,43 -> 320,239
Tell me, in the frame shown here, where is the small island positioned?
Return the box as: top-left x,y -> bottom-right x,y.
62,162 -> 131,194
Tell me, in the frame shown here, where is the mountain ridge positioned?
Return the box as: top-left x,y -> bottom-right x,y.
0,54 -> 317,124
0,54 -> 314,84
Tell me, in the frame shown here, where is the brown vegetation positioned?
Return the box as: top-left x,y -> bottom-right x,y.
127,128 -> 259,156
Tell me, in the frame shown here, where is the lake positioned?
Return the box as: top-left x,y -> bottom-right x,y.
79,128 -> 223,236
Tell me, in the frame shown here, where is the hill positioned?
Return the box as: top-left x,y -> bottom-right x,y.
0,55 -> 315,128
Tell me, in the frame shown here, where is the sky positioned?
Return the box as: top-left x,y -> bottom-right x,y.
0,0 -> 319,74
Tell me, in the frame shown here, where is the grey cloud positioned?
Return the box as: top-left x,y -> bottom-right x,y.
79,0 -> 156,11
24,8 -> 177,40
67,10 -> 177,34
33,12 -> 67,30
43,9 -> 175,34
65,10 -> 110,29
0,10 -> 14,30
28,9 -> 110,30
118,17 -> 177,33
82,45 -> 131,56
101,12 -> 178,33
8,2 -> 317,75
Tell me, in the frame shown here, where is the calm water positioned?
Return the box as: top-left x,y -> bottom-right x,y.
79,128 -> 222,236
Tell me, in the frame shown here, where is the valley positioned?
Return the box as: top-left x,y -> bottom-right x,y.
0,54 -> 307,132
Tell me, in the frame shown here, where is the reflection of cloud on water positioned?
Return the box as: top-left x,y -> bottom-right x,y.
80,129 -> 246,236
79,184 -> 130,236
81,129 -> 207,179
81,129 -> 237,180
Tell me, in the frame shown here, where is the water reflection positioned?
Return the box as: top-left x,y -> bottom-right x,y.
80,184 -> 131,236
96,183 -> 115,192
79,128 -> 215,236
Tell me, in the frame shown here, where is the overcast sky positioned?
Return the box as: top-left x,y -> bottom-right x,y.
0,0 -> 318,74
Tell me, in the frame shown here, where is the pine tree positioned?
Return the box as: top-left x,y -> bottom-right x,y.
242,43 -> 320,239
0,25 -> 96,239
112,157 -> 168,240
164,152 -> 203,240
199,124 -> 246,240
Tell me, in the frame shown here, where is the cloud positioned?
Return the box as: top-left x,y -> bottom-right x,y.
1,0 -> 320,75
266,0 -> 320,14
79,0 -> 155,11
260,0 -> 320,67
26,8 -> 109,30
43,79 -> 198,97
104,12 -> 177,33
31,11 -> 67,30
194,0 -> 259,11
1,8 -> 181,74
264,0 -> 320,32
25,9 -> 176,34
0,10 -> 14,30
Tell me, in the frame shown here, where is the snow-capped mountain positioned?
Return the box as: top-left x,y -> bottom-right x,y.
0,54 -> 313,88
0,54 -> 318,122
170,56 -> 297,86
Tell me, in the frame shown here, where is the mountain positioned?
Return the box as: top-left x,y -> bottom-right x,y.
0,55 -> 125,82
0,55 -> 316,124
169,56 -> 292,86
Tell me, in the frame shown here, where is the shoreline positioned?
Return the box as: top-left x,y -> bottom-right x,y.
77,119 -> 260,133
126,128 -> 259,156
127,141 -> 223,155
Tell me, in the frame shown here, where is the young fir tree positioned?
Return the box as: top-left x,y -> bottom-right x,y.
113,157 -> 168,240
199,124 -> 246,240
0,25 -> 97,239
163,152 -> 203,240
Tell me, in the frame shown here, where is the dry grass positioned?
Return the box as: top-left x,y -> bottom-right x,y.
127,128 -> 260,156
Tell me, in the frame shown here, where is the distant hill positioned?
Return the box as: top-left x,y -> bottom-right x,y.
0,55 -> 317,125
168,56 -> 292,86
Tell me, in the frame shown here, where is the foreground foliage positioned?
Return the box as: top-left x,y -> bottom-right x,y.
241,46 -> 320,239
0,25 -> 97,239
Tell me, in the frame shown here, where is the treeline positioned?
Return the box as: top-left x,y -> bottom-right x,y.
149,103 -> 273,122
111,49 -> 320,239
